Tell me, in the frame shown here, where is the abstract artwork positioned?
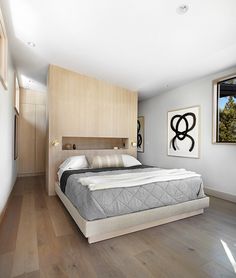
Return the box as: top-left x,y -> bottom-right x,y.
137,116 -> 144,152
14,74 -> 20,114
14,115 -> 18,160
168,106 -> 200,158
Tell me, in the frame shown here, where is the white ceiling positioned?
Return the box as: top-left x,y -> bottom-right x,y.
1,0 -> 236,98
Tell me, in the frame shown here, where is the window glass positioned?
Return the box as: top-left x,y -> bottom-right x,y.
217,77 -> 236,143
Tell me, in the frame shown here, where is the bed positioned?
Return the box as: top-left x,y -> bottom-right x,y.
55,158 -> 209,243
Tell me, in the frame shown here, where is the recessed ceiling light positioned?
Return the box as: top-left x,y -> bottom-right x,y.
27,41 -> 36,48
176,4 -> 189,15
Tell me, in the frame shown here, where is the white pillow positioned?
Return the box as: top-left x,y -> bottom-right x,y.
122,154 -> 141,167
59,155 -> 89,170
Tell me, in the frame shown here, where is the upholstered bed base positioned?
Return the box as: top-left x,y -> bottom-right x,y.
55,182 -> 209,243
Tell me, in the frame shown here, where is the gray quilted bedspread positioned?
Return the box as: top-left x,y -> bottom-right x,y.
65,167 -> 205,221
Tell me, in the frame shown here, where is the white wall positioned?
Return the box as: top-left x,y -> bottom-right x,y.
138,67 -> 236,197
0,54 -> 17,214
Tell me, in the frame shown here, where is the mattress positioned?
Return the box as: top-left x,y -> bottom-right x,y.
60,166 -> 205,221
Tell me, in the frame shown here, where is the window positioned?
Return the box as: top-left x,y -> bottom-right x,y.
213,74 -> 236,143
0,8 -> 7,90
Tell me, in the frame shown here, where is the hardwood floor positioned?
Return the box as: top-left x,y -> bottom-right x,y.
0,176 -> 236,278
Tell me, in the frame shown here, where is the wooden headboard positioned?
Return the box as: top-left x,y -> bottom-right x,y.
46,65 -> 137,195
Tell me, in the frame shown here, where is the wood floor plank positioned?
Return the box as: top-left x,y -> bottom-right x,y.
35,208 -> 64,277
0,252 -> 14,278
202,261 -> 236,278
68,234 -> 128,278
11,193 -> 39,277
168,218 -> 236,273
45,196 -> 76,237
108,233 -> 150,256
53,235 -> 97,278
33,176 -> 47,212
135,233 -> 211,278
11,178 -> 25,196
79,243 -> 126,278
34,187 -> 47,211
150,218 -> 236,274
0,176 -> 236,278
96,237 -> 154,278
137,226 -> 209,268
39,264 -> 68,278
36,210 -> 55,248
0,196 -> 22,254
13,270 -> 40,278
35,204 -> 96,278
136,249 -> 181,278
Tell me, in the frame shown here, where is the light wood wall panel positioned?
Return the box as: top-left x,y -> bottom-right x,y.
47,65 -> 138,195
20,89 -> 46,105
19,89 -> 46,176
35,104 -> 46,172
19,103 -> 36,174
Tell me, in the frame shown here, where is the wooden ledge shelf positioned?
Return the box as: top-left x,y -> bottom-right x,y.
62,136 -> 129,150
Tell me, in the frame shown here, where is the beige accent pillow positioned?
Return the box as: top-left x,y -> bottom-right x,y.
92,155 -> 124,168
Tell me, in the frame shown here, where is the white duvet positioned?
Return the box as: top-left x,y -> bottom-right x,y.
79,169 -> 201,191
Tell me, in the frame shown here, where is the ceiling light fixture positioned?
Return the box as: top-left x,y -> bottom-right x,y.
27,41 -> 36,48
176,4 -> 189,15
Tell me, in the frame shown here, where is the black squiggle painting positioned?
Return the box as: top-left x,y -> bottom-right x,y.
137,116 -> 144,152
168,107 -> 199,158
170,112 -> 196,152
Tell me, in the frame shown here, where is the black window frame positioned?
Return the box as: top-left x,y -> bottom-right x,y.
213,74 -> 236,144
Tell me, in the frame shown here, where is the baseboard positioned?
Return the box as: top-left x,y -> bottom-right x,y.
204,187 -> 236,203
17,172 -> 45,177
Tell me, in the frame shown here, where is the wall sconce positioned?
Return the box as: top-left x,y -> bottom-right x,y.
51,140 -> 60,147
131,142 -> 137,147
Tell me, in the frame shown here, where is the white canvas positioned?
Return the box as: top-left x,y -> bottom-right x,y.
168,106 -> 200,158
